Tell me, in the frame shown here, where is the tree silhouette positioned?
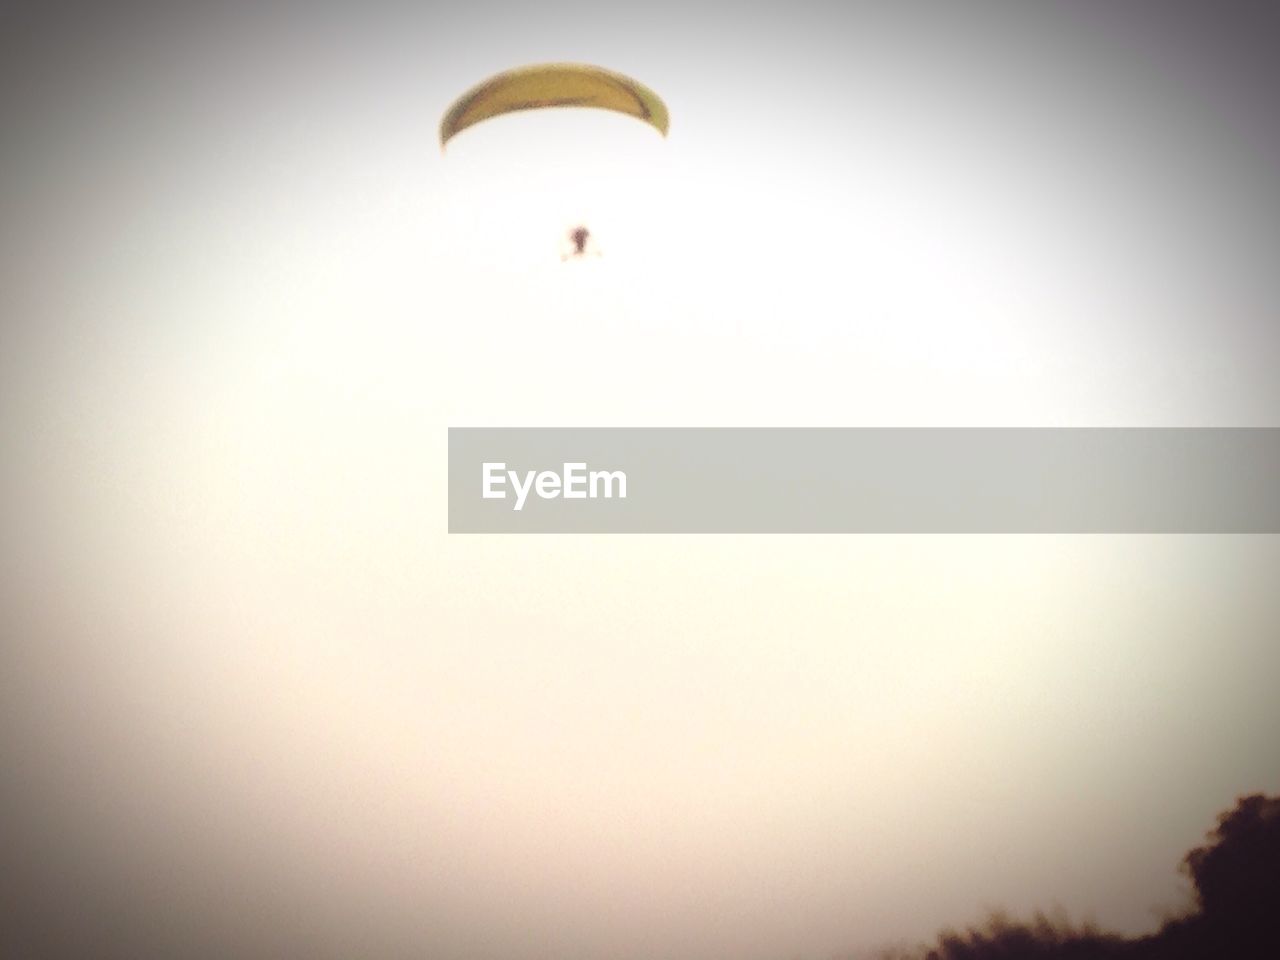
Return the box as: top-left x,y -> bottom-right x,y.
878,793 -> 1280,960
1151,792 -> 1280,959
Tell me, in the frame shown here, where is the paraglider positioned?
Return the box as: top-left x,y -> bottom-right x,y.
440,64 -> 668,260
439,63 -> 669,149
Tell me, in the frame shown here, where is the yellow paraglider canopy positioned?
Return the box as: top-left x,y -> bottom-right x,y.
440,63 -> 669,148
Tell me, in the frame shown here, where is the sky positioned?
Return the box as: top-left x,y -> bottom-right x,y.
2,2 -> 1280,959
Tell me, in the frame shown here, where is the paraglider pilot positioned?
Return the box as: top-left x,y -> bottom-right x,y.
562,225 -> 595,260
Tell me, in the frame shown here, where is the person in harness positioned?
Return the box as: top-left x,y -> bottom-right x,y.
561,225 -> 599,261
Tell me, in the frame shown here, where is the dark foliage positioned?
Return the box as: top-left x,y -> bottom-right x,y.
879,794 -> 1280,960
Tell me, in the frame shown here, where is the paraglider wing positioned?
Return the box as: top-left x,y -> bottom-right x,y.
440,63 -> 669,148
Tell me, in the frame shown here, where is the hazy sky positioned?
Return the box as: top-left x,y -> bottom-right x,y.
3,3 -> 1279,959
